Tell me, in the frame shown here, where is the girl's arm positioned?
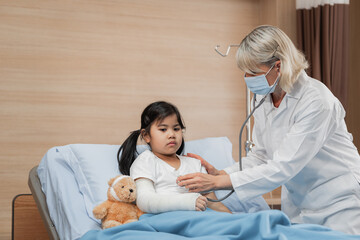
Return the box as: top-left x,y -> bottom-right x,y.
135,178 -> 207,213
203,192 -> 231,213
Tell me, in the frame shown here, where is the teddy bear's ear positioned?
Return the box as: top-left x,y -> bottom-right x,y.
108,176 -> 118,186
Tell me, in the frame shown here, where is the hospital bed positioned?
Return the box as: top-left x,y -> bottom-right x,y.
27,137 -> 359,240
27,137 -> 269,239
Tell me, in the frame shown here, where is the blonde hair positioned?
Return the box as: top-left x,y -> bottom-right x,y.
236,25 -> 308,93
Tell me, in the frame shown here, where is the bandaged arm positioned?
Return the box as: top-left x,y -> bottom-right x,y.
135,178 -> 201,213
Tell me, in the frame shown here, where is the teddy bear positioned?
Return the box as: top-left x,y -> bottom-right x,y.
93,175 -> 144,229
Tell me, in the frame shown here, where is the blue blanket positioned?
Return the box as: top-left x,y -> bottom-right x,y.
81,210 -> 360,240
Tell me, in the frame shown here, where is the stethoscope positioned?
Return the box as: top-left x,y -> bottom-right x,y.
206,45 -> 280,202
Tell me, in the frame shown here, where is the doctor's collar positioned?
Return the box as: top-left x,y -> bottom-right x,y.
286,70 -> 307,99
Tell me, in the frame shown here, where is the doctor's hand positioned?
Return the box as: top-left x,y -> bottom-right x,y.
186,153 -> 223,176
177,173 -> 232,193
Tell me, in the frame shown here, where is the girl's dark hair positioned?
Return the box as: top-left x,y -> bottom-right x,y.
117,101 -> 186,175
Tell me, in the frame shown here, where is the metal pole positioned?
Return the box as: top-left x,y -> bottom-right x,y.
245,87 -> 252,156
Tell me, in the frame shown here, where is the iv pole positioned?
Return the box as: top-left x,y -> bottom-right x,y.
215,44 -> 254,156
245,87 -> 253,155
206,44 -> 254,202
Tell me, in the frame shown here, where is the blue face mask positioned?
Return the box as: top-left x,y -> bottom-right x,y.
244,64 -> 279,95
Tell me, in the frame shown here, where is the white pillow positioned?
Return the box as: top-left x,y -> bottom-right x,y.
183,137 -> 234,170
68,144 -> 148,211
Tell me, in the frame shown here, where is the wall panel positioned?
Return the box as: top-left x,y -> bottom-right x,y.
0,1 -> 257,237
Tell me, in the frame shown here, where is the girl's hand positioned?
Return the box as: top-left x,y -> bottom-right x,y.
203,192 -> 232,213
195,195 -> 208,211
186,153 -> 220,176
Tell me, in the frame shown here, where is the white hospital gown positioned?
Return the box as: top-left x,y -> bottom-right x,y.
131,149 -> 206,194
130,150 -> 207,213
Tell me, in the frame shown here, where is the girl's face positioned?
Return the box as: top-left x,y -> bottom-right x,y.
143,114 -> 183,159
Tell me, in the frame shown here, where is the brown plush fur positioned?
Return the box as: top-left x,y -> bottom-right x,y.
93,175 -> 144,229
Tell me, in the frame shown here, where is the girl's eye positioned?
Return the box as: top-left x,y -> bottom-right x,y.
159,128 -> 166,132
174,127 -> 181,131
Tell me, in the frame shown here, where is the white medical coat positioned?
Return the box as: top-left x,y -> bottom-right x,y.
224,71 -> 360,234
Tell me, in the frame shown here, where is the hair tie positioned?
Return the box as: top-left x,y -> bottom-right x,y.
132,129 -> 141,134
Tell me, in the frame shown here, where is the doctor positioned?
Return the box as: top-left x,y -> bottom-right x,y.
177,25 -> 360,234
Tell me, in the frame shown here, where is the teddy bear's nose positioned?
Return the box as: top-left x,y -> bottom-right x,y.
129,189 -> 133,193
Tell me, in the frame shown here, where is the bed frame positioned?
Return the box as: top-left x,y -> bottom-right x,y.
27,166 -> 60,240
12,194 -> 48,240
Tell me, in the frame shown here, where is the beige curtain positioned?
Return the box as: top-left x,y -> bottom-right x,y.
296,0 -> 349,109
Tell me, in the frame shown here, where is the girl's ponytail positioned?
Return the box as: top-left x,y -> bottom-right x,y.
117,130 -> 141,175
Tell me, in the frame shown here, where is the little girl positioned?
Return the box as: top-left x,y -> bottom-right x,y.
117,101 -> 230,213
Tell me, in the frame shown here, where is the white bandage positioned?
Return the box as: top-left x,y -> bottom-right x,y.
135,178 -> 201,213
109,175 -> 128,202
